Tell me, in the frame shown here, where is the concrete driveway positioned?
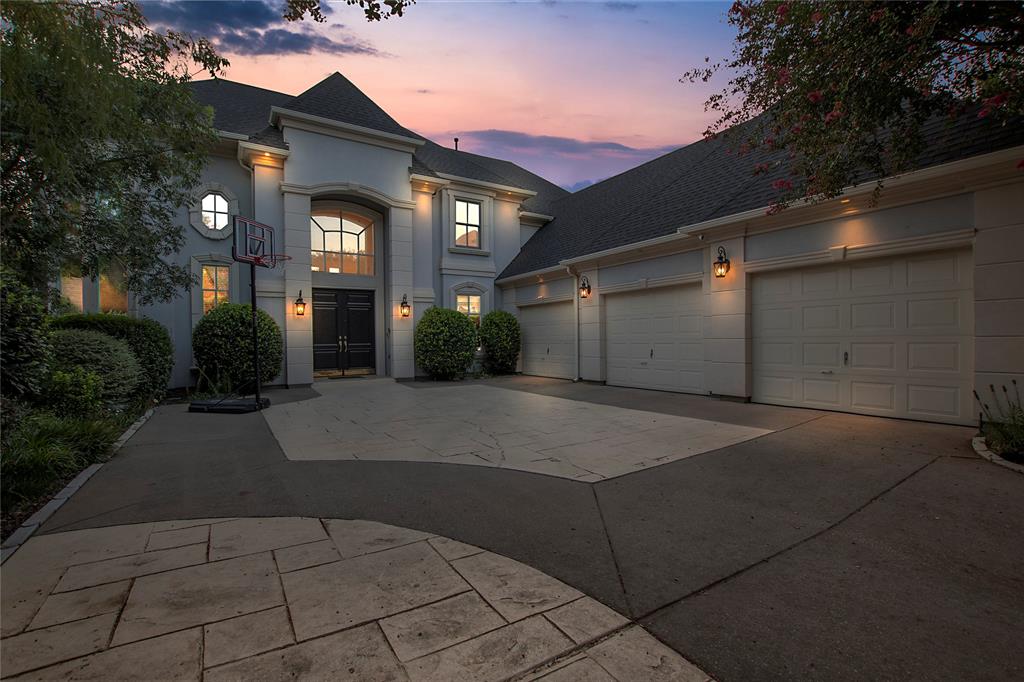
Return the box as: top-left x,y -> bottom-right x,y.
264,378 -> 770,480
24,377 -> 1024,681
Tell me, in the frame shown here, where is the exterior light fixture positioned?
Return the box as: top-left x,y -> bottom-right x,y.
294,290 -> 306,316
400,294 -> 411,318
713,246 -> 731,278
579,275 -> 592,299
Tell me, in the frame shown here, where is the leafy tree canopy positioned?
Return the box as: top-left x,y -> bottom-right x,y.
284,0 -> 414,23
684,0 -> 1024,213
1,1 -> 229,303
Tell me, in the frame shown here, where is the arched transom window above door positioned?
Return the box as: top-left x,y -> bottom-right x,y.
310,209 -> 375,276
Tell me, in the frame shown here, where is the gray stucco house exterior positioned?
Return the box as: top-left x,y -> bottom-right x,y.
63,71 -> 1024,426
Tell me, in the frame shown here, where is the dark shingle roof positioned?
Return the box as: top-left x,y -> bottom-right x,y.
284,72 -> 423,141
188,76 -> 562,209
189,79 -> 293,144
499,110 -> 1024,279
412,141 -> 569,215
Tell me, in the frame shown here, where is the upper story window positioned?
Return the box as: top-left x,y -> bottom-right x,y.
202,264 -> 230,313
310,210 -> 375,276
454,199 -> 481,249
190,184 -> 237,240
456,294 -> 481,326
201,193 -> 230,231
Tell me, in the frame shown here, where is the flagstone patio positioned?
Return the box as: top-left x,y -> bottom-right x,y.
0,517 -> 709,681
264,378 -> 770,481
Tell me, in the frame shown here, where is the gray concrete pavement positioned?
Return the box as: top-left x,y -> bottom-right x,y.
35,378 -> 1024,681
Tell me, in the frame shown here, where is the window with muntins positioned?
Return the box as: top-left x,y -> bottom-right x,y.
201,193 -> 229,231
310,211 -> 375,275
454,200 -> 481,249
456,294 -> 481,326
202,264 -> 230,313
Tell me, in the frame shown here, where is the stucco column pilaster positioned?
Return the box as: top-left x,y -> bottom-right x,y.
703,237 -> 751,398
389,206 -> 415,378
282,190 -> 313,386
578,269 -> 604,381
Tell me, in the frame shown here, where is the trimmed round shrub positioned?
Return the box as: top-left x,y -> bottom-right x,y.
50,329 -> 142,405
50,313 -> 173,399
414,307 -> 477,380
192,303 -> 283,391
45,368 -> 104,415
479,310 -> 521,374
1,271 -> 51,398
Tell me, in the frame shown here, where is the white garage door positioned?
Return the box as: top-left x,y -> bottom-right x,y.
519,301 -> 575,379
605,284 -> 704,393
752,249 -> 974,425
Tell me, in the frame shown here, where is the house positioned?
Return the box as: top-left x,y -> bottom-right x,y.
61,71 -> 1024,426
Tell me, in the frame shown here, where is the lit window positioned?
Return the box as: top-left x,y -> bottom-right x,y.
454,199 -> 481,248
100,263 -> 128,313
202,264 -> 230,313
310,210 -> 374,275
201,193 -> 229,231
456,294 -> 481,326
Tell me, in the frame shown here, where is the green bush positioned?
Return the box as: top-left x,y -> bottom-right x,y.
479,310 -> 521,374
45,367 -> 104,415
191,303 -> 283,391
50,313 -> 173,399
0,270 -> 51,398
50,328 -> 142,405
1,412 -> 121,505
414,306 -> 477,380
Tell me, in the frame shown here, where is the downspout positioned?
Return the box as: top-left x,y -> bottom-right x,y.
565,266 -> 581,382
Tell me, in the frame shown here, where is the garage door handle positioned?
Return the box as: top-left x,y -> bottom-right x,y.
821,370 -> 833,375
650,348 -> 654,359
546,347 -> 550,354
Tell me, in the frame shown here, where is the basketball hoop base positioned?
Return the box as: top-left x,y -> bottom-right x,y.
188,397 -> 271,414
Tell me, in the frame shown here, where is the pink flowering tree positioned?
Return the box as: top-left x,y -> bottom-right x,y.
684,1 -> 1023,213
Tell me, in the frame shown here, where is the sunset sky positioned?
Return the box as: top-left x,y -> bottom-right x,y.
145,0 -> 736,190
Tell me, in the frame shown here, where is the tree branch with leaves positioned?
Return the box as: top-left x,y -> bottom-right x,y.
683,0 -> 1024,214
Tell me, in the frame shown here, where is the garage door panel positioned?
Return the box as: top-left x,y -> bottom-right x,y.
605,284 -> 704,394
520,301 -> 574,379
753,249 -> 973,425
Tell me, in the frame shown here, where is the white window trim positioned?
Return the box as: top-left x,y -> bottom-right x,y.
190,254 -> 235,327
189,183 -> 239,240
449,281 -> 491,319
445,190 -> 493,256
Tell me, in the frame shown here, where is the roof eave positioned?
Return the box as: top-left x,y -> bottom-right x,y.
270,106 -> 425,151
435,172 -> 537,199
678,144 -> 1024,237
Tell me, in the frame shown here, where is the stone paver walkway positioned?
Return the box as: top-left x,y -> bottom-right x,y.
1,517 -> 709,681
265,379 -> 770,481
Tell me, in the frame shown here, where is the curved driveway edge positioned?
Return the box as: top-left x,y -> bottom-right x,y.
1,517 -> 709,681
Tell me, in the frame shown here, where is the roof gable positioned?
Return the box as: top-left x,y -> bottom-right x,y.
280,72 -> 423,141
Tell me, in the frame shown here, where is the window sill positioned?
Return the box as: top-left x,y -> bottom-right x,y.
448,246 -> 491,257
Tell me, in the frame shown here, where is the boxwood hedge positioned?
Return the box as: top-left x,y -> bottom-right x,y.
50,328 -> 142,405
479,310 -> 521,374
414,307 -> 477,380
191,303 -> 283,391
50,313 -> 173,399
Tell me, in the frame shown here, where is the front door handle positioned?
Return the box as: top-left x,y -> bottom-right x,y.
821,370 -> 834,375
338,336 -> 348,352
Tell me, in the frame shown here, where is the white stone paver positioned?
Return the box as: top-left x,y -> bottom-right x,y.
263,379 -> 771,480
0,518 -> 709,681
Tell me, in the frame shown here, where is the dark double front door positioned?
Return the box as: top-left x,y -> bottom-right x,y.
313,289 -> 375,373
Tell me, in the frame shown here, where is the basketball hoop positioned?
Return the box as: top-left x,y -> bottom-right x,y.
250,253 -> 293,269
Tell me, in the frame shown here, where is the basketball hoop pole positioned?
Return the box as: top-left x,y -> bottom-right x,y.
250,261 -> 262,409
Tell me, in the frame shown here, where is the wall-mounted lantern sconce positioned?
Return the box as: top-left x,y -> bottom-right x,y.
294,290 -> 306,316
400,294 -> 411,318
713,246 -> 731,278
579,275 -> 592,299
